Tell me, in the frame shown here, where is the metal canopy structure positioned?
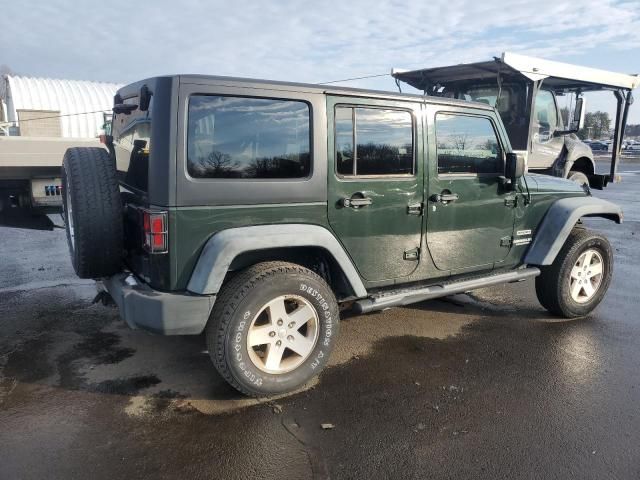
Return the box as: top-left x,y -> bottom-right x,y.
393,52 -> 640,92
392,52 -> 639,186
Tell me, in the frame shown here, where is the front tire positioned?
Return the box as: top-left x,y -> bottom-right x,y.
568,170 -> 590,187
206,261 -> 340,397
535,228 -> 613,318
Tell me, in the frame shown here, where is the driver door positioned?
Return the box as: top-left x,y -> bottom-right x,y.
425,107 -> 516,272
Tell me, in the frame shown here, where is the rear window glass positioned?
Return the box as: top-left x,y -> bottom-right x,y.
187,96 -> 311,179
335,106 -> 414,176
112,97 -> 151,192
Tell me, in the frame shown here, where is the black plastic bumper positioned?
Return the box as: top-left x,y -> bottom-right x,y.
102,273 -> 215,335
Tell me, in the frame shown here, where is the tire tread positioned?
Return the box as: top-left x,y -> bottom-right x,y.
206,261 -> 335,397
535,228 -> 612,317
62,147 -> 122,278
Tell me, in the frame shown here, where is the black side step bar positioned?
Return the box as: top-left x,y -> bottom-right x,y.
353,267 -> 541,314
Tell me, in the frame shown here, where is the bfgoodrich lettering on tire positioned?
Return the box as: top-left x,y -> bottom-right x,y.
206,261 -> 340,397
535,228 -> 613,318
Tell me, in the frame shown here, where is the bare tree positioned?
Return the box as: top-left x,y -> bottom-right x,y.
453,134 -> 468,151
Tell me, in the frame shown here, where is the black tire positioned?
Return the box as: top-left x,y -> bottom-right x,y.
206,261 -> 340,397
568,170 -> 590,187
535,228 -> 613,318
62,147 -> 123,279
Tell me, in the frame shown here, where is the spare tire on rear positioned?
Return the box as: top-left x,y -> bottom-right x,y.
62,147 -> 123,279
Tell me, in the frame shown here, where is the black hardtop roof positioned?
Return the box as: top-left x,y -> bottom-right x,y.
116,74 -> 494,111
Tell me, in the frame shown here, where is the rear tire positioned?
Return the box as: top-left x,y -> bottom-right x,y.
535,228 -> 613,318
206,261 -> 339,397
62,147 -> 123,278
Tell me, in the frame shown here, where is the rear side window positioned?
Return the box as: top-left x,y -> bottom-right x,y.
335,106 -> 414,176
435,114 -> 502,175
187,95 -> 311,179
112,97 -> 152,192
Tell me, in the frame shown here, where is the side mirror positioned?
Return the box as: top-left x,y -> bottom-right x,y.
139,85 -> 152,112
570,97 -> 586,131
505,152 -> 525,183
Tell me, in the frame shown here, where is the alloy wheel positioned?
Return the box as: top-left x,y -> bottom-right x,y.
246,295 -> 319,374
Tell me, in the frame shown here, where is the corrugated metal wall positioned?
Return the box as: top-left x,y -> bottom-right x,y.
3,75 -> 122,138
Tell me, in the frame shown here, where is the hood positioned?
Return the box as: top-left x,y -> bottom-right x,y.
526,173 -> 588,195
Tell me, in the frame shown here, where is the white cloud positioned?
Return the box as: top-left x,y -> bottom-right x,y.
2,0 -> 639,121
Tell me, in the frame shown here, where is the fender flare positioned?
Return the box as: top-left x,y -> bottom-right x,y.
564,156 -> 596,178
562,139 -> 594,177
524,197 -> 622,266
187,224 -> 368,297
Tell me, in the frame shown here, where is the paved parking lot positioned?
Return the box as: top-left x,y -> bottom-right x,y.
1,162 -> 639,479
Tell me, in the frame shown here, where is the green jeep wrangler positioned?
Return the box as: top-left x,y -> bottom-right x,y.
62,75 -> 622,397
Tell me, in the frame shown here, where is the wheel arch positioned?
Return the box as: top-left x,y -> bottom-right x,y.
524,197 -> 622,266
567,156 -> 595,177
187,224 -> 368,299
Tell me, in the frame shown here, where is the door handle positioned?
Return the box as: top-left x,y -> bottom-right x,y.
429,192 -> 459,204
341,194 -> 373,208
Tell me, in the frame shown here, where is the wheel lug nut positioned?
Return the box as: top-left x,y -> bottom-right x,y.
288,322 -> 295,329
269,331 -> 276,337
276,340 -> 282,346
277,319 -> 283,326
287,335 -> 294,342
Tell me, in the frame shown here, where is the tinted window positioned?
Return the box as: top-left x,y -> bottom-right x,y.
112,97 -> 152,192
187,96 -> 311,179
336,106 -> 413,176
447,83 -> 530,150
335,107 -> 354,175
435,114 -> 502,175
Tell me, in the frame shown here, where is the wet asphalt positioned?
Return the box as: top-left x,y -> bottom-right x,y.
1,160 -> 640,479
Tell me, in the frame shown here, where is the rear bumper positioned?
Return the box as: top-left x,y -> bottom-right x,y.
102,273 -> 215,335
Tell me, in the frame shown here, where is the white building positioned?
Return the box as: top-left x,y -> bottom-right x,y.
1,75 -> 122,138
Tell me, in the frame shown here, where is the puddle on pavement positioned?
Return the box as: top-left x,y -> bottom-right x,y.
1,285 -> 524,419
78,294 -> 487,417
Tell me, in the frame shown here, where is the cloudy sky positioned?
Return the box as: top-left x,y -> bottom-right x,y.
2,0 -> 639,122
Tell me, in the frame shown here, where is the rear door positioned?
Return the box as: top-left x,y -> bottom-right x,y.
327,96 -> 424,282
425,106 -> 516,271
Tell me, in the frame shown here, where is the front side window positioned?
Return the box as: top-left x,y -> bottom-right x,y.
451,83 -> 530,150
435,114 -> 502,175
187,95 -> 311,179
534,90 -> 558,142
336,106 -> 414,176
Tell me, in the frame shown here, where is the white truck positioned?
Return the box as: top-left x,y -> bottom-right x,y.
0,75 -> 121,227
393,52 -> 640,189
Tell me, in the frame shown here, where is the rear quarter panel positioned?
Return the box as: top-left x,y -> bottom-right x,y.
169,79 -> 330,290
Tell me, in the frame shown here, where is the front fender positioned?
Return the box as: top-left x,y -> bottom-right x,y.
187,224 -> 368,297
563,137 -> 594,177
524,197 -> 622,265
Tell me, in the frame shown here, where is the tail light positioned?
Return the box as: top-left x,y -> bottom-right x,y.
142,209 -> 168,254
